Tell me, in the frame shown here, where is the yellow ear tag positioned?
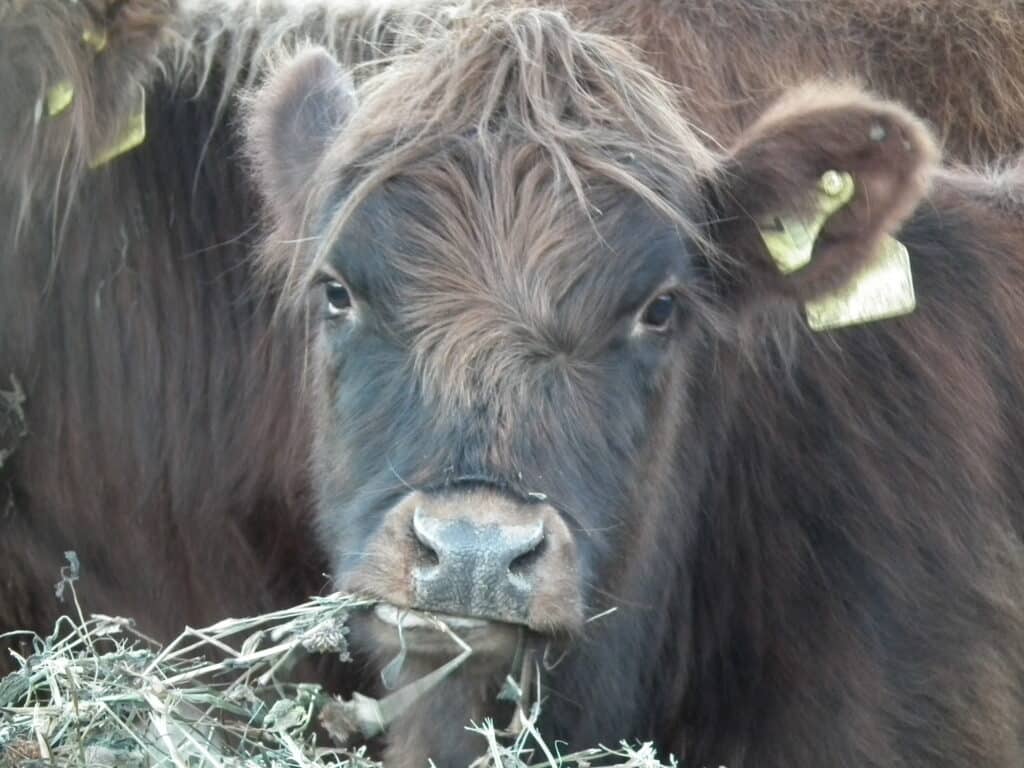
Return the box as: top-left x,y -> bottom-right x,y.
45,80 -> 74,117
758,170 -> 855,273
88,85 -> 146,168
42,27 -> 106,120
804,236 -> 915,330
81,27 -> 108,52
756,169 -> 916,331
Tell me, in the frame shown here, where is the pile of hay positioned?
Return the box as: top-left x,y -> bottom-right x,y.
0,554 -> 675,767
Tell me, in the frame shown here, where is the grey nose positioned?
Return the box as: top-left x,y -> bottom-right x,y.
411,506 -> 545,622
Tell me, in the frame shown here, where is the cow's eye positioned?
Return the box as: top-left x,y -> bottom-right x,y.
325,281 -> 351,317
640,293 -> 675,330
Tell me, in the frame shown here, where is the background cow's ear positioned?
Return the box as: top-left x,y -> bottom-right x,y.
244,47 -> 356,231
703,82 -> 938,304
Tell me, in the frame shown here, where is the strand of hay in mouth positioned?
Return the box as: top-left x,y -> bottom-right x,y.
0,555 -> 676,767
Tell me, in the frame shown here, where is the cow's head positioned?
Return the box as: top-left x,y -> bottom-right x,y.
245,9 -> 935,762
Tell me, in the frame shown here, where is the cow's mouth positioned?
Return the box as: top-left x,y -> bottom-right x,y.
363,601 -> 529,658
373,603 -> 493,631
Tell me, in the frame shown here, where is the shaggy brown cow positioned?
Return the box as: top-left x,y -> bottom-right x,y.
244,9 -> 1024,768
3,0 -> 1024,765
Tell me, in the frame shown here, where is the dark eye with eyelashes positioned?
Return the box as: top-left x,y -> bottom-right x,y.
639,293 -> 675,330
324,280 -> 352,317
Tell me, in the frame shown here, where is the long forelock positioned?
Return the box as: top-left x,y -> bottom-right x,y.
293,4 -> 717,409
298,3 -> 716,291
388,144 -> 623,412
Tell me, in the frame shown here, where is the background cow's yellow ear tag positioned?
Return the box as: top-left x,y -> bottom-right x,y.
804,236 -> 916,330
45,80 -> 74,117
88,86 -> 146,168
81,27 -> 108,52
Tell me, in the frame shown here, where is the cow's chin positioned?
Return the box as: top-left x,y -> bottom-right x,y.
363,601 -> 526,659
347,601 -> 567,766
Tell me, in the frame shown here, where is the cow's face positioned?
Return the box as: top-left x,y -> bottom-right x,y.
246,7 -> 935,703
304,164 -> 706,654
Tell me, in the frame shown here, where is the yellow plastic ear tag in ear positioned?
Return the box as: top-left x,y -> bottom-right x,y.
759,170 -> 855,273
45,80 -> 74,117
82,27 -> 108,52
804,235 -> 916,330
42,27 -> 106,119
757,169 -> 916,331
88,85 -> 146,168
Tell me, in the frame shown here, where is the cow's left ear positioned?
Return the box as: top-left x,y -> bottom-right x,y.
703,82 -> 938,309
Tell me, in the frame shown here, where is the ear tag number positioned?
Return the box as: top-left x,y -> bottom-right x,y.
759,170 -> 855,273
757,169 -> 916,331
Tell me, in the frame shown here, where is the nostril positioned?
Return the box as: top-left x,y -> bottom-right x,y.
410,508 -> 442,567
508,535 -> 547,577
414,534 -> 440,568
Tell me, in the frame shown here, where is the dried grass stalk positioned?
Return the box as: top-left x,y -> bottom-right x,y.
0,554 -> 675,767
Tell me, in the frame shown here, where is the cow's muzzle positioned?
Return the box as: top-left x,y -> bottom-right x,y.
343,487 -> 584,645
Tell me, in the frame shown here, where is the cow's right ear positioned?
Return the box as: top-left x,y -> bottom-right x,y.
244,47 -> 357,232
702,82 -> 938,318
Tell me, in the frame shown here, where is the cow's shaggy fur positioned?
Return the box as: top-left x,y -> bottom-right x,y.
242,6 -> 1024,764
3,0 -> 1024,765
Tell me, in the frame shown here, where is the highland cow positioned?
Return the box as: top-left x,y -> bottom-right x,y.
4,1 -> 1024,766
241,10 -> 1024,764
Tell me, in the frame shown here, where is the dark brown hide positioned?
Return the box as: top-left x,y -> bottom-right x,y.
3,1 -> 1024,766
